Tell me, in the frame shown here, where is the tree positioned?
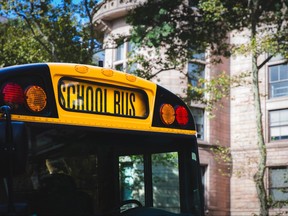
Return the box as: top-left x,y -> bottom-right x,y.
126,0 -> 288,215
126,0 -> 243,79
0,0 -> 103,67
0,19 -> 51,66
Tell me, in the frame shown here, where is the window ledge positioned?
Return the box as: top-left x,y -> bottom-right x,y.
267,96 -> 288,102
267,140 -> 288,149
266,98 -> 288,110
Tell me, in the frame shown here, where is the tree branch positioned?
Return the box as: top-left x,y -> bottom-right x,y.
146,67 -> 178,80
16,12 -> 57,61
257,55 -> 273,70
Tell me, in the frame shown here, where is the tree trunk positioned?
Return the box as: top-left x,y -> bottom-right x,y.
250,1 -> 269,214
251,53 -> 268,215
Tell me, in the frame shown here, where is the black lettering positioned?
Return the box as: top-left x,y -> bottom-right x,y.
59,79 -> 142,118
86,86 -> 93,111
95,88 -> 103,112
129,93 -> 136,116
125,92 -> 129,115
77,85 -> 85,110
104,89 -> 107,113
114,91 -> 120,114
59,82 -> 66,108
67,85 -> 75,109
121,91 -> 124,115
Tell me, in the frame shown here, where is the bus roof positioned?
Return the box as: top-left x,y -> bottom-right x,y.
0,63 -> 196,136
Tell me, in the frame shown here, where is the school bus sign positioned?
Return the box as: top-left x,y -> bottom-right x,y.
58,78 -> 149,118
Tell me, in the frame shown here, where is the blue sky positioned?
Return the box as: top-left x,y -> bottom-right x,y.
53,0 -> 82,5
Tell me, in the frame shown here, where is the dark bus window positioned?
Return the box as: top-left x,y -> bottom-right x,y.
152,152 -> 180,213
119,155 -> 145,211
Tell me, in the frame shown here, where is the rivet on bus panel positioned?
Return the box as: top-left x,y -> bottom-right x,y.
126,74 -> 137,82
75,65 -> 89,74
101,68 -> 114,77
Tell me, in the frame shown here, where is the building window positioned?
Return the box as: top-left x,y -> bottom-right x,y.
127,41 -> 135,55
188,63 -> 205,101
115,63 -> 124,71
187,52 -> 205,100
269,63 -> 288,98
114,41 -> 137,73
188,63 -> 205,88
191,107 -> 204,140
269,167 -> 288,205
116,43 -> 124,61
126,62 -> 137,74
269,109 -> 288,141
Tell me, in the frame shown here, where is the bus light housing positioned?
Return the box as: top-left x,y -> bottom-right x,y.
25,85 -> 47,112
0,63 -> 58,117
1,83 -> 47,113
1,82 -> 24,108
160,104 -> 189,127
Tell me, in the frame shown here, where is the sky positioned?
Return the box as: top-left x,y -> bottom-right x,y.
52,0 -> 103,5
52,0 -> 82,5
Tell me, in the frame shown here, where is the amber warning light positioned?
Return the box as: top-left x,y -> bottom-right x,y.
160,103 -> 189,127
25,85 -> 47,112
1,82 -> 47,112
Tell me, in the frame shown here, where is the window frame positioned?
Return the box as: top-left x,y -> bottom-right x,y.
187,62 -> 205,89
116,43 -> 125,61
190,107 -> 205,140
268,63 -> 288,99
269,109 -> 288,141
187,53 -> 206,141
114,41 -> 137,73
268,166 -> 288,206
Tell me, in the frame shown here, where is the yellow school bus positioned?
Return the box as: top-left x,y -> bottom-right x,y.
0,63 -> 203,215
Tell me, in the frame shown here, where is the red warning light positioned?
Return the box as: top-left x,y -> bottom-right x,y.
175,106 -> 189,126
2,82 -> 24,106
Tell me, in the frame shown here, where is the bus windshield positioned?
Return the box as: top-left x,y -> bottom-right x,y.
0,63 -> 203,216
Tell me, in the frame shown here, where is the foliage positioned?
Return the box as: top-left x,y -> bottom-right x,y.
126,0 -> 288,215
0,19 -> 50,66
127,0 -> 244,63
210,145 -> 232,177
126,0 -> 288,96
126,0 -> 250,80
0,0 -> 102,67
189,70 -> 251,115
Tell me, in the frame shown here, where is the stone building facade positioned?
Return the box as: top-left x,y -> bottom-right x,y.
230,33 -> 288,215
93,1 -> 288,215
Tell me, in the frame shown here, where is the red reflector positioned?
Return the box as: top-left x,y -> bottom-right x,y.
2,82 -> 24,105
175,106 -> 189,126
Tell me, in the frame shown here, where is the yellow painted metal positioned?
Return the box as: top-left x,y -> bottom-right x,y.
11,63 -> 196,135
